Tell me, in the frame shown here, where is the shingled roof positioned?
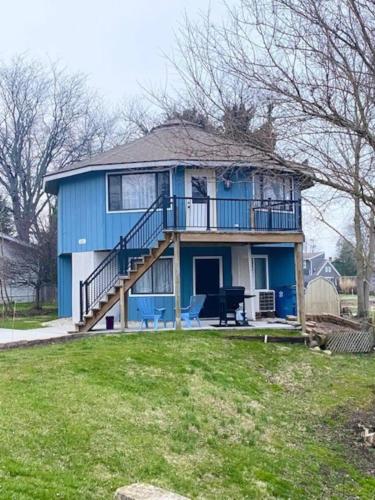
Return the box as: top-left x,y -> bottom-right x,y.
303,252 -> 325,260
44,119 -> 312,193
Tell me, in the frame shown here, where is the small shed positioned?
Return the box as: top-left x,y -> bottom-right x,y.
305,276 -> 341,316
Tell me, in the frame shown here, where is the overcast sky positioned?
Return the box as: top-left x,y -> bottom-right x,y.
0,0 -> 341,256
0,0 -> 222,101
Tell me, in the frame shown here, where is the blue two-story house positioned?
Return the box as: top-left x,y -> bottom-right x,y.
44,119 -> 312,332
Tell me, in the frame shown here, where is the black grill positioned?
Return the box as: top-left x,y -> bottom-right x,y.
219,286 -> 246,326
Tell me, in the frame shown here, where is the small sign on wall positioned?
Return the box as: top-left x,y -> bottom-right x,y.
78,238 -> 86,245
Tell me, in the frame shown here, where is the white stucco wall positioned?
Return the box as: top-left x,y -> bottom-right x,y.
72,251 -> 96,322
231,245 -> 255,320
72,250 -> 119,323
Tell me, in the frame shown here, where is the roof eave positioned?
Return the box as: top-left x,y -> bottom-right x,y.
44,158 -> 314,193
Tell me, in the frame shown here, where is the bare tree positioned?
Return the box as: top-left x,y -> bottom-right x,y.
0,56 -> 119,242
162,0 -> 375,319
168,0 -> 375,206
2,211 -> 57,310
305,131 -> 375,319
119,97 -> 161,138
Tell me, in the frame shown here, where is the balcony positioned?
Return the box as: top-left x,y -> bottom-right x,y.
163,196 -> 301,231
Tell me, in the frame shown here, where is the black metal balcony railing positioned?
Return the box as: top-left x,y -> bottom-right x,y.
164,196 -> 302,232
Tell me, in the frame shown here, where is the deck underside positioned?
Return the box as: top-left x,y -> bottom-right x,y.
170,230 -> 304,244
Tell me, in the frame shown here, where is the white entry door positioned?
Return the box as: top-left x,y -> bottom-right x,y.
185,169 -> 216,230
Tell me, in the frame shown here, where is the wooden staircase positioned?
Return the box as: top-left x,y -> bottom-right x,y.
76,234 -> 172,332
76,194 -> 174,333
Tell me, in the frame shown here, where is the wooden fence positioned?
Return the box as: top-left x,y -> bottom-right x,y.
305,277 -> 341,316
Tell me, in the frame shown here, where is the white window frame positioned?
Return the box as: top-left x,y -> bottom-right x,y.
130,256 -> 174,296
251,255 -> 269,291
252,173 -> 295,213
106,169 -> 173,214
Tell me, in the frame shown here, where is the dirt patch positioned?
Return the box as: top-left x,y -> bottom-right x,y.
343,407 -> 375,475
326,402 -> 375,476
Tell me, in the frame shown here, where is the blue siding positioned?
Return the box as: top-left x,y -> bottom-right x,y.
252,244 -> 296,317
216,172 -> 299,231
58,254 -> 72,317
58,167 -> 186,254
216,169 -> 252,199
58,172 -> 106,254
125,245 -> 232,322
57,167 -> 301,254
252,244 -> 295,287
56,165 -> 301,319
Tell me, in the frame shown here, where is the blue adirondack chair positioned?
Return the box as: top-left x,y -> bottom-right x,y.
180,294 -> 207,328
137,298 -> 167,330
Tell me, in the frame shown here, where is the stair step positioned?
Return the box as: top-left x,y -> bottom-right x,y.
131,259 -> 144,268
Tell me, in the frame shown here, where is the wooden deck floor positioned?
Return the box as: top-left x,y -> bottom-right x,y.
167,230 -> 304,244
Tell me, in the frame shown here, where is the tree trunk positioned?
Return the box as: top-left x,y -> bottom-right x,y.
353,141 -> 370,320
357,265 -> 368,319
35,286 -> 41,310
12,195 -> 32,243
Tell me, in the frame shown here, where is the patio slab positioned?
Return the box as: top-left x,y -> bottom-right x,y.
90,319 -> 298,333
0,317 -> 297,348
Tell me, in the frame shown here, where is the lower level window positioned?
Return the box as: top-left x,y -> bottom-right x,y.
252,256 -> 269,290
132,258 -> 173,294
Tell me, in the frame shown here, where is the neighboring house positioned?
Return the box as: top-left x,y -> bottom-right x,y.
44,119 -> 313,331
0,233 -> 35,303
303,251 -> 341,288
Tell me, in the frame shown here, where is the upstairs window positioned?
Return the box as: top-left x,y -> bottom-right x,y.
108,171 -> 170,211
254,174 -> 293,210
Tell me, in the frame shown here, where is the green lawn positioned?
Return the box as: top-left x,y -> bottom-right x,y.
0,330 -> 374,499
0,303 -> 57,329
0,315 -> 57,330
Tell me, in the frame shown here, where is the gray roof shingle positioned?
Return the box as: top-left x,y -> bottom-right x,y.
50,120 -> 312,175
44,119 -> 313,193
55,120 -> 274,174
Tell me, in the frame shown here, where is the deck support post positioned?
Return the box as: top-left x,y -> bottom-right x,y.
294,242 -> 306,332
120,281 -> 128,330
174,232 -> 182,330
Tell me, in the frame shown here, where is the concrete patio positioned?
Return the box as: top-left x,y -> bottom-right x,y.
0,317 -> 298,348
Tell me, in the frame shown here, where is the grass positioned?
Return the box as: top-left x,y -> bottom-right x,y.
0,330 -> 374,499
0,315 -> 57,329
0,302 -> 57,329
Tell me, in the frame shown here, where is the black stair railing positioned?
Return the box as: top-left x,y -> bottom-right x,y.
79,194 -> 166,322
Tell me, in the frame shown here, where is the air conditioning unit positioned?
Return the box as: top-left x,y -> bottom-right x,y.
257,290 -> 275,312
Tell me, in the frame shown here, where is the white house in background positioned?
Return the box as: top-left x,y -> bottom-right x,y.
0,233 -> 35,303
303,251 -> 341,288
